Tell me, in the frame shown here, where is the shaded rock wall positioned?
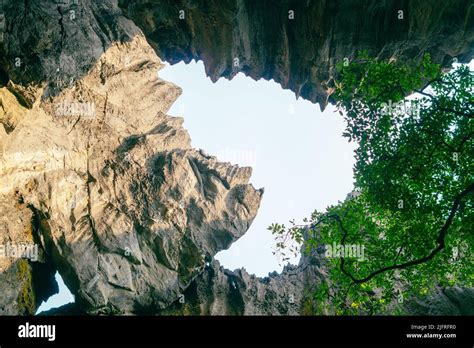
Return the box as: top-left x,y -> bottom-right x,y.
403,287 -> 474,315
159,252 -> 326,315
0,195 -> 57,315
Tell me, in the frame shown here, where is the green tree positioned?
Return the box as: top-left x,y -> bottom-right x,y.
270,53 -> 473,314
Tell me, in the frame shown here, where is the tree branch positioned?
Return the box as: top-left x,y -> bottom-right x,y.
333,182 -> 474,284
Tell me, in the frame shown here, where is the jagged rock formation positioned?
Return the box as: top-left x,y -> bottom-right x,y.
0,0 -> 473,315
403,286 -> 474,316
119,0 -> 474,108
158,252 -> 326,315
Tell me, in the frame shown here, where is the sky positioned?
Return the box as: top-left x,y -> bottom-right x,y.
159,61 -> 357,275
37,59 -> 358,313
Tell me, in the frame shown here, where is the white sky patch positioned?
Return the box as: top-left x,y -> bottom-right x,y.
160,61 -> 356,276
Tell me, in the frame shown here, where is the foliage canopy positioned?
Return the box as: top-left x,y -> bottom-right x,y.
270,53 -> 473,314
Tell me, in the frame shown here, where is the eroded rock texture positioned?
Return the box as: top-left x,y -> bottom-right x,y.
0,0 -> 473,315
159,250 -> 326,315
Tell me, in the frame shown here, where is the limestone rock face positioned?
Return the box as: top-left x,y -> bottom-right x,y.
159,253 -> 326,315
0,0 -> 473,315
119,0 -> 474,108
0,1 -> 262,314
403,287 -> 474,316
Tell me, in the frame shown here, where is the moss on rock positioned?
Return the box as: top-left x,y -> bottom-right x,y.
16,259 -> 36,315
